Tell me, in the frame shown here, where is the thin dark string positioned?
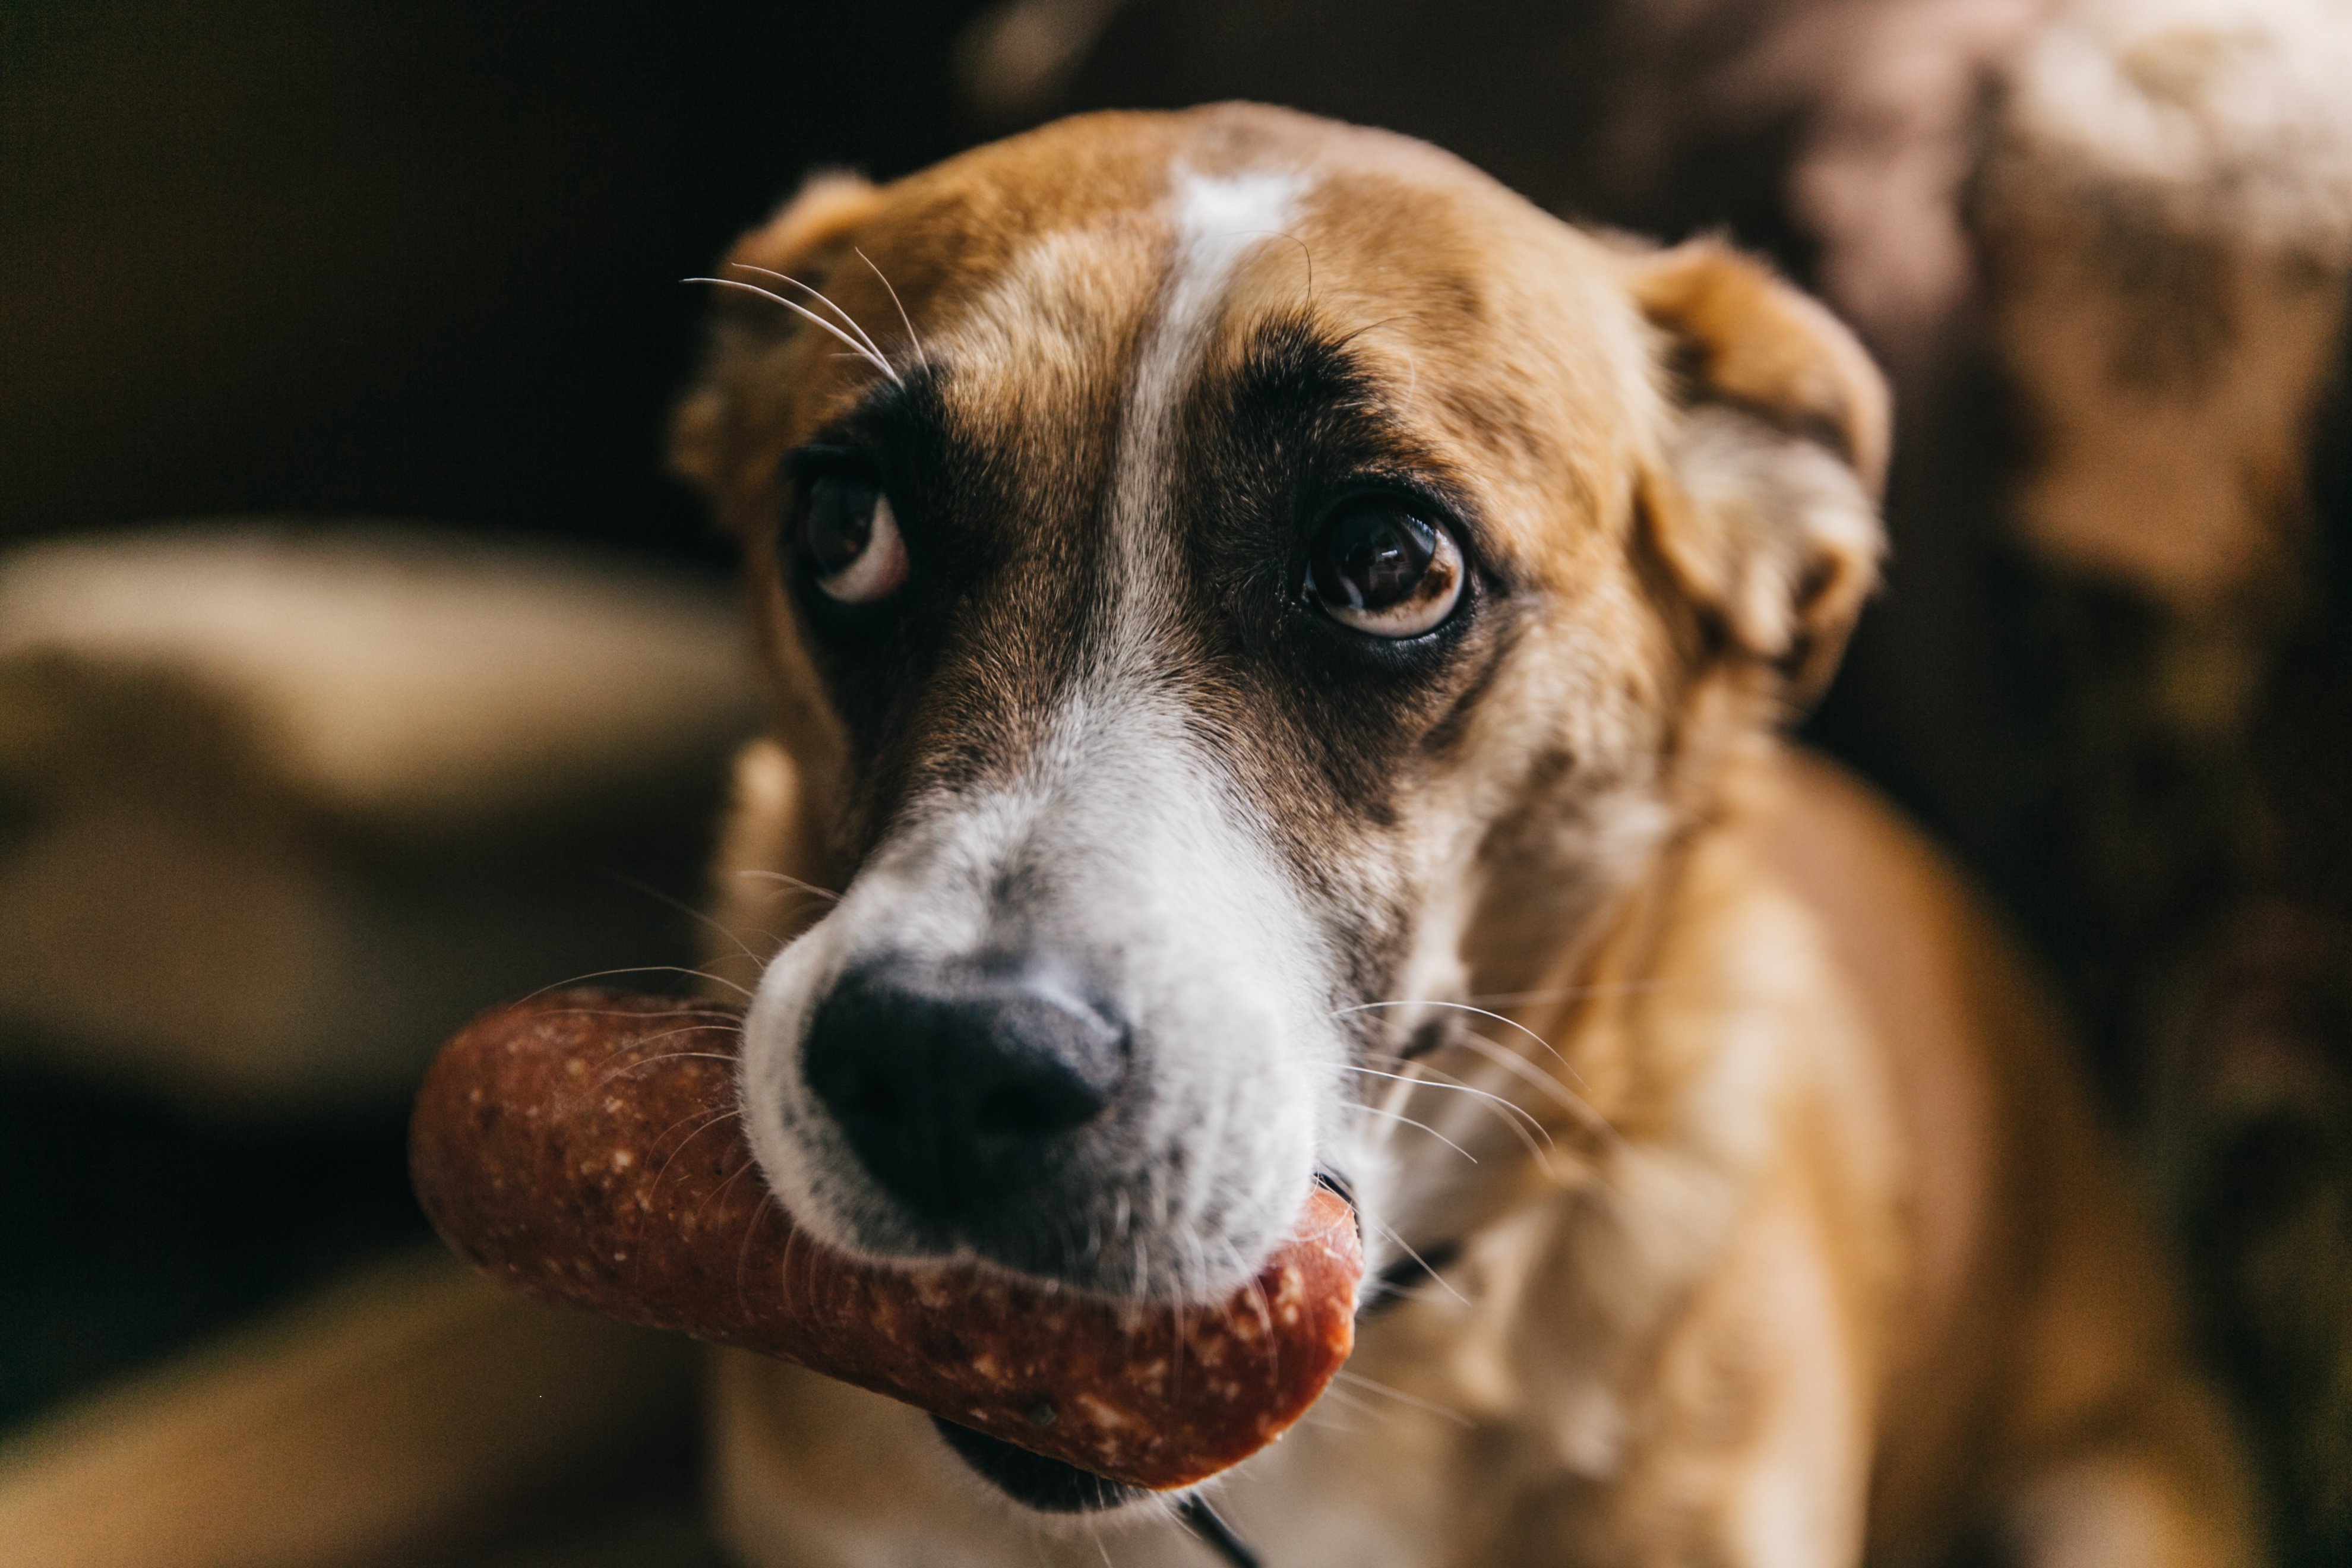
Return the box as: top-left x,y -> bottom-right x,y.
1175,1494 -> 1262,1568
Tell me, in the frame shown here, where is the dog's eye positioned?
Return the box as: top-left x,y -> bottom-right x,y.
798,471 -> 908,603
1306,503 -> 1462,637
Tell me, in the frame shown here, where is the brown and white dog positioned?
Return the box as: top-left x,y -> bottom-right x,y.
672,104 -> 2256,1567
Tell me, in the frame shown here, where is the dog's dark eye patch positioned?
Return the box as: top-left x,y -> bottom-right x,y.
1187,310 -> 1500,663
773,356 -> 1130,856
1171,312 -> 1517,827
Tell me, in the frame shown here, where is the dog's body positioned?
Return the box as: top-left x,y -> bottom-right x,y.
675,105 -> 2254,1566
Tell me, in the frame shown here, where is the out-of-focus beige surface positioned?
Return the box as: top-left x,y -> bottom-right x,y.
0,1251 -> 697,1568
0,522 -> 759,1109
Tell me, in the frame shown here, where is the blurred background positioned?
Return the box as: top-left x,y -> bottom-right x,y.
4,1 -> 2348,1563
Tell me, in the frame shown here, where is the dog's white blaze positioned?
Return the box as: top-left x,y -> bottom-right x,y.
739,162 -> 1341,1298
1104,166 -> 1307,644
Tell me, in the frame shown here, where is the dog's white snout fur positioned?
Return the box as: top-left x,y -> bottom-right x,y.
739,685 -> 1343,1298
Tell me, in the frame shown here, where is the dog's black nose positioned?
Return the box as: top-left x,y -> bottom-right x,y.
801,959 -> 1126,1221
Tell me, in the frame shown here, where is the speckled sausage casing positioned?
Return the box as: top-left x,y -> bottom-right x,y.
408,989 -> 1361,1490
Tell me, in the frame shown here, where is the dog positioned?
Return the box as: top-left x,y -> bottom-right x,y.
670,103 -> 2257,1567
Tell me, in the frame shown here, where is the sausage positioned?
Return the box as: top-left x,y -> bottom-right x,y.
407,989 -> 1361,1490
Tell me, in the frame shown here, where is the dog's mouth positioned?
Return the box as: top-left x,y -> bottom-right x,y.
930,1419 -> 1264,1566
930,1414 -> 1146,1512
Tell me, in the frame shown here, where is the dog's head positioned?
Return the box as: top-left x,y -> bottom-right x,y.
675,105 -> 1885,1310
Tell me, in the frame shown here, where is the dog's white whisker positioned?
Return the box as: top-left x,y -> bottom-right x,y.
689,1149 -> 761,1231
855,247 -> 930,372
1450,1030 -> 1623,1145
598,868 -> 772,966
1465,979 -> 1689,1007
1341,1062 -> 1556,1146
1333,1368 -> 1476,1428
732,869 -> 843,901
732,1188 -> 774,1319
1305,1382 -> 1387,1423
590,1047 -> 742,1091
647,1106 -> 743,1197
1336,998 -> 1586,1086
1299,1398 -> 1373,1437
1342,1064 -> 1557,1175
521,964 -> 754,1001
685,276 -> 902,386
1339,1102 -> 1478,1165
1356,1209 -> 1472,1308
1374,1053 -> 1422,1123
1440,1029 -> 1595,1120
726,261 -> 897,370
539,1004 -> 740,1025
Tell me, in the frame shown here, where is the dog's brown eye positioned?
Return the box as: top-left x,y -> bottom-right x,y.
1307,504 -> 1462,637
799,472 -> 907,603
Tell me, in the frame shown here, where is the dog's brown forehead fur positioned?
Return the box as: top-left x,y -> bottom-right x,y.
674,105 -> 1718,1005
734,106 -> 1665,584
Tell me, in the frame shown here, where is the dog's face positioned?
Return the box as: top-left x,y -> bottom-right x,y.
676,107 -> 1885,1305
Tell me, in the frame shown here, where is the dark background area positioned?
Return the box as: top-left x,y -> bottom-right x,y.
2,0 -> 1001,564
6,4 -> 2348,1563
1,0 -> 1008,1440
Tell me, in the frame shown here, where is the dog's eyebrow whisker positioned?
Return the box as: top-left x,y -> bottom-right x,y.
725,261 -> 897,372
854,246 -> 931,372
1333,1369 -> 1476,1428
685,277 -> 902,386
1327,312 -> 1420,353
1232,226 -> 1314,305
1336,998 -> 1586,1086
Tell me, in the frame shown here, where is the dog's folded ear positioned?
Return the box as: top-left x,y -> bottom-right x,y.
671,173 -> 884,496
1626,240 -> 1891,706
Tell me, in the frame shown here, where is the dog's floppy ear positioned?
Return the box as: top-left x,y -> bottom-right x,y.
1627,240 -> 1890,705
671,172 -> 885,494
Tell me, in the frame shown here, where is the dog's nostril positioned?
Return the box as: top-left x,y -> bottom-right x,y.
846,1079 -> 903,1120
801,959 -> 1126,1221
974,1071 -> 1106,1139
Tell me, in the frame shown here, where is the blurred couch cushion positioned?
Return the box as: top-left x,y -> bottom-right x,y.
0,521 -> 757,1111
